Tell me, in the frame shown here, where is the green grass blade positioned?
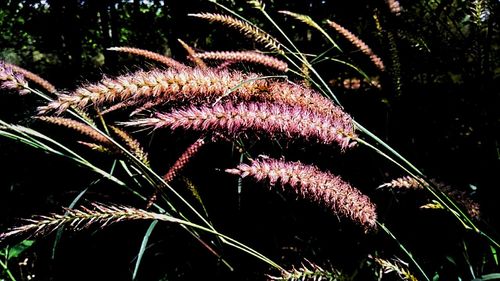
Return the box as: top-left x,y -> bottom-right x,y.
132,220 -> 158,280
490,246 -> 498,266
480,273 -> 500,280
51,187 -> 90,259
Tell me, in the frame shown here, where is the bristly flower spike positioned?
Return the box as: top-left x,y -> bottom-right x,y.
110,126 -> 150,167
123,101 -> 357,150
3,62 -> 57,94
226,157 -> 377,231
0,203 -> 170,241
380,176 -> 480,219
386,0 -> 402,16
108,46 -> 188,70
189,13 -> 284,55
193,51 -> 288,72
0,62 -> 30,95
37,68 -> 265,114
147,137 -> 206,208
163,138 -> 206,183
177,39 -> 208,69
327,20 -> 385,72
36,116 -> 111,145
38,67 -> 351,121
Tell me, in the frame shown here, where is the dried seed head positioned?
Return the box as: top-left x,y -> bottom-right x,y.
378,176 -> 422,190
0,203 -> 164,241
189,13 -> 284,55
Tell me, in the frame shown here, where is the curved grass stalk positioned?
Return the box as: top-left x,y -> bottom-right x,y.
132,220 -> 158,280
156,214 -> 284,271
0,120 -> 126,187
378,222 -> 430,281
323,58 -> 373,82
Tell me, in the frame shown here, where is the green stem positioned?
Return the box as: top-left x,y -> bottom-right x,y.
378,222 -> 430,281
160,215 -> 284,271
0,259 -> 17,281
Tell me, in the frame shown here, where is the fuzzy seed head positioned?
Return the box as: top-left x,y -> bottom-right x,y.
0,61 -> 30,95
194,51 -> 288,72
327,20 -> 385,72
125,101 -> 357,150
226,157 -> 377,230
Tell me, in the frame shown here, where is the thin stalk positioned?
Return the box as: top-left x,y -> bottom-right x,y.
132,220 -> 158,280
378,222 -> 430,281
0,121 -> 126,187
0,258 -> 16,281
162,215 -> 284,271
325,58 -> 373,82
354,121 -> 422,175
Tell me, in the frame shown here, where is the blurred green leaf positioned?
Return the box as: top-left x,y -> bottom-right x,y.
479,273 -> 500,280
7,240 -> 34,260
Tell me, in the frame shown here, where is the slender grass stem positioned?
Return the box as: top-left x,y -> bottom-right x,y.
161,215 -> 284,271
0,258 -> 17,281
132,220 -> 158,280
378,222 -> 430,281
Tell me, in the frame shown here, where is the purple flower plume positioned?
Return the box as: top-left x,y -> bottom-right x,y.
226,157 -> 377,231
123,101 -> 357,150
0,62 -> 30,95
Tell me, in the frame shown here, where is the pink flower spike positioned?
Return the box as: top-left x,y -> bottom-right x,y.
226,157 -> 377,231
122,101 -> 357,150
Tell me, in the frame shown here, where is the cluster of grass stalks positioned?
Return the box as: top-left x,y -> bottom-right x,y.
1,1 -> 498,280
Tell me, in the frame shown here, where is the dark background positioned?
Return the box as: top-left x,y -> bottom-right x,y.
1,0 -> 499,280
